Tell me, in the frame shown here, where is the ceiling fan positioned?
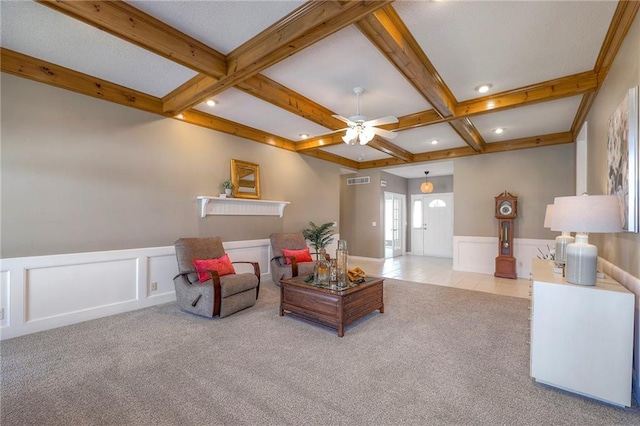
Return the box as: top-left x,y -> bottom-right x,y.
333,87 -> 398,146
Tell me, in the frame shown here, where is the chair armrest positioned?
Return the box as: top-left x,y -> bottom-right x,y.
271,255 -> 299,277
173,269 -> 222,315
173,270 -> 200,284
233,261 -> 261,298
232,261 -> 261,284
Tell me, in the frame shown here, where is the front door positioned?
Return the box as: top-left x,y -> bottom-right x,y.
411,193 -> 453,257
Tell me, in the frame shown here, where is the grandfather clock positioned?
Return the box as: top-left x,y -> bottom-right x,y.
494,191 -> 517,279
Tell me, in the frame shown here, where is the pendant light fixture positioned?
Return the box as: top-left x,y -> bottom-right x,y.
420,171 -> 434,193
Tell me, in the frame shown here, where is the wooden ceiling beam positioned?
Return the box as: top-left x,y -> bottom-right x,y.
356,5 -> 455,118
572,0 -> 639,135
449,118 -> 486,152
183,110 -> 297,151
236,74 -> 344,129
299,149 -> 361,169
163,0 -> 393,115
36,0 -> 227,79
456,71 -> 598,118
357,5 -> 486,153
482,132 -> 574,153
1,48 -> 162,114
367,137 -> 414,162
358,146 -> 478,169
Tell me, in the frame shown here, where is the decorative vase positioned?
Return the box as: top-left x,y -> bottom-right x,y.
225,188 -> 232,197
314,248 -> 330,285
336,240 -> 348,286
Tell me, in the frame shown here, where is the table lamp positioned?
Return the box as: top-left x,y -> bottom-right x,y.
551,195 -> 622,285
543,204 -> 574,266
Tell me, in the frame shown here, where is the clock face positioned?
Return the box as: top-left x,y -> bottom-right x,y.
499,201 -> 513,216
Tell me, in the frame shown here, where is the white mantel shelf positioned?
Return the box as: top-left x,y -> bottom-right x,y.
197,196 -> 290,218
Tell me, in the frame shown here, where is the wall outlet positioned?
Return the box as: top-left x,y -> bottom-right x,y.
150,282 -> 158,291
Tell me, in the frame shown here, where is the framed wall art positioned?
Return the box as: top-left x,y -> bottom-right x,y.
607,86 -> 639,233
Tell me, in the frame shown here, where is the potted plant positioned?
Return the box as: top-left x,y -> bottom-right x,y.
301,221 -> 335,259
221,179 -> 233,196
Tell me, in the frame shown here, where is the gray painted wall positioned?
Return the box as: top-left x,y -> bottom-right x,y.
407,175 -> 454,195
588,12 -> 640,278
454,145 -> 575,239
1,74 -> 341,258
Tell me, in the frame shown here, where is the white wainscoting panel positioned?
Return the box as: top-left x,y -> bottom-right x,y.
0,270 -> 9,328
453,236 -> 555,279
0,239 -> 272,340
26,258 -> 138,322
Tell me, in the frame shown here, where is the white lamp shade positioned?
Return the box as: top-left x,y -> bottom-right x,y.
551,195 -> 622,233
543,204 -> 554,228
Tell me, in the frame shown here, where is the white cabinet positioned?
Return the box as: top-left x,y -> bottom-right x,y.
530,259 -> 634,407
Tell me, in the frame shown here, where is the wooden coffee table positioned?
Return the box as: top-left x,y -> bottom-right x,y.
279,275 -> 384,337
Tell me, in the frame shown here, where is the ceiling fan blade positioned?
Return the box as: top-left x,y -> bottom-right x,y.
332,114 -> 355,126
372,127 -> 398,139
363,115 -> 398,127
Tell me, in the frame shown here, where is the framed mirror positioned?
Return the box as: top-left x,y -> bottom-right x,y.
230,159 -> 260,199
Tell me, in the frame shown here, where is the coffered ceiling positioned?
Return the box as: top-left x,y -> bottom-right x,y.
1,1 -> 638,178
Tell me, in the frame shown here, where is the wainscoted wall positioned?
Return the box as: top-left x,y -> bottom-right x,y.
599,258 -> 640,403
0,239 -> 273,340
453,236 -> 555,279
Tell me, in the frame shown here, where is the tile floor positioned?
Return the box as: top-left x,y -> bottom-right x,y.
349,255 -> 531,299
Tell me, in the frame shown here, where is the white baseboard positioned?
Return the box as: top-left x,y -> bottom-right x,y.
453,236 -> 555,279
0,239 -> 272,340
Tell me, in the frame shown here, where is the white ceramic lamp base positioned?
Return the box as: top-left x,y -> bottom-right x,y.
565,233 -> 597,286
554,232 -> 575,265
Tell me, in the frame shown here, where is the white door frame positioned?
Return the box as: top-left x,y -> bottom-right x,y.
384,191 -> 406,258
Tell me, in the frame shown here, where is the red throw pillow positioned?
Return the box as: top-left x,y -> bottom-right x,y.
282,248 -> 313,265
193,254 -> 236,283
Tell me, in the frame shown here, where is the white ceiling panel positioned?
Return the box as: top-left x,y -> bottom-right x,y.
392,124 -> 468,153
472,96 -> 584,143
396,1 -> 617,102
0,2 -> 196,98
262,25 -> 432,120
128,1 -> 305,54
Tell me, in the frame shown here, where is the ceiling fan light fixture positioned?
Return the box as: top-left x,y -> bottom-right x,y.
420,171 -> 434,193
360,126 -> 375,145
343,127 -> 358,144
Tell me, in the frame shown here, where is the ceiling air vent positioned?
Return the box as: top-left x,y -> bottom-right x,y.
347,176 -> 370,185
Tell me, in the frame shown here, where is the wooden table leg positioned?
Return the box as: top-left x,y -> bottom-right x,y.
380,303 -> 384,314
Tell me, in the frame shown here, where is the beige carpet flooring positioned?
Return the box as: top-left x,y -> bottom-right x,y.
1,278 -> 639,425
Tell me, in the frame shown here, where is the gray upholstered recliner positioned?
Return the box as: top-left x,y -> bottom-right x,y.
173,237 -> 260,318
269,232 -> 318,284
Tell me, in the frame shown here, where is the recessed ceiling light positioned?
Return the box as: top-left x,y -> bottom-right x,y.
175,113 -> 184,120
494,128 -> 504,134
299,133 -> 309,139
487,101 -> 495,109
431,140 -> 438,145
476,84 -> 492,93
206,99 -> 216,107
